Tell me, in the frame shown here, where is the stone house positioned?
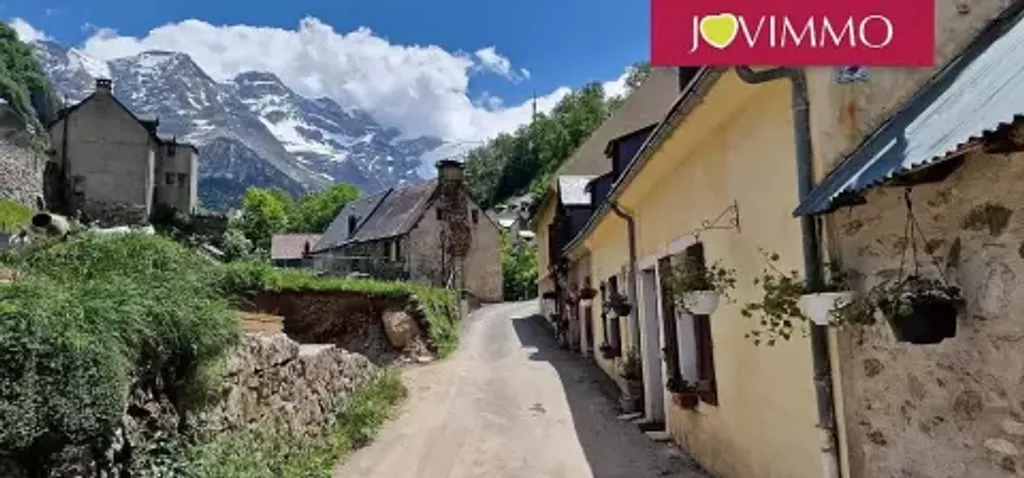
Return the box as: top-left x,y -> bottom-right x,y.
270,234 -> 321,268
541,2 -> 1024,478
46,79 -> 198,225
312,160 -> 502,303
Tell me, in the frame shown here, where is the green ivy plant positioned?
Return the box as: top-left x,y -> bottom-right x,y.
741,250 -> 807,346
665,259 -> 737,298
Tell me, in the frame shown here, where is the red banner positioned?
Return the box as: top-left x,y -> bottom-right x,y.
651,0 -> 934,66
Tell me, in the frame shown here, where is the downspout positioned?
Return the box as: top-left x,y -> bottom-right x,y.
608,200 -> 641,354
734,66 -> 838,478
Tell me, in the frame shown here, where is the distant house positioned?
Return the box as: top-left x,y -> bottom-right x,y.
312,160 -> 503,302
46,78 -> 198,225
270,234 -> 321,268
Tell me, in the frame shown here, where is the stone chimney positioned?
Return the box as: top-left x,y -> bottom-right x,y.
436,159 -> 465,183
95,78 -> 113,94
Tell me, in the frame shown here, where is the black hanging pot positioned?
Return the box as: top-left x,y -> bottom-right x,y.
885,296 -> 959,345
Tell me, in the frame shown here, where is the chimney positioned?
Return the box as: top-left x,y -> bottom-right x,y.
436,159 -> 465,183
95,78 -> 113,94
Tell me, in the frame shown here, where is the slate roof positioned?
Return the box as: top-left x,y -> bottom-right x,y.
795,4 -> 1024,216
558,175 -> 596,206
313,189 -> 390,252
348,179 -> 438,243
271,234 -> 321,260
313,179 -> 440,252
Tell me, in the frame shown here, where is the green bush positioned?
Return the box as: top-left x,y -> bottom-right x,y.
0,199 -> 32,233
501,231 -> 537,301
0,234 -> 240,461
180,370 -> 407,478
410,285 -> 460,358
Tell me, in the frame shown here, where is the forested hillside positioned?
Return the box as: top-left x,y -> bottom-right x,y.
0,23 -> 58,135
464,61 -> 650,211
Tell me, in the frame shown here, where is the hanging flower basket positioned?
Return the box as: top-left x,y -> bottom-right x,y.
883,295 -> 959,345
580,298 -> 593,308
682,291 -> 721,315
667,378 -> 700,410
580,287 -> 597,300
606,293 -> 632,317
800,292 -> 855,326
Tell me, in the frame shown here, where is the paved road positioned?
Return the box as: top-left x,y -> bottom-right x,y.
334,301 -> 709,478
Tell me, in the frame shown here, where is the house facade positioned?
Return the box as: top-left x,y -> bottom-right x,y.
541,2 -> 1024,478
47,78 -> 198,225
313,160 -> 503,302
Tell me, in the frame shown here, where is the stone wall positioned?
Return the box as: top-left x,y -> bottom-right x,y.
830,150 -> 1024,477
0,333 -> 379,477
0,135 -> 44,208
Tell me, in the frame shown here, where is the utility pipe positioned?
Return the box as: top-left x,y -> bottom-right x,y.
608,200 -> 641,355
734,66 -> 839,478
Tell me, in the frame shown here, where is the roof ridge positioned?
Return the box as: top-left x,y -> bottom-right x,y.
350,187 -> 394,238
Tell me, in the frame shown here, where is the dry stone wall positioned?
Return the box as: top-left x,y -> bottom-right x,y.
0,136 -> 44,208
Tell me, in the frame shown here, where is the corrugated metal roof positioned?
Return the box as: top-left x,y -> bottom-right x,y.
271,234 -> 321,260
347,179 -> 438,243
796,6 -> 1024,216
558,175 -> 596,206
313,190 -> 389,252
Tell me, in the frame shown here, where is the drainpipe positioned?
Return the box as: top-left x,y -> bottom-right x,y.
734,66 -> 838,478
608,200 -> 641,354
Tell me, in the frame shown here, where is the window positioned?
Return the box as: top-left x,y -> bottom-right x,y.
472,209 -> 479,224
436,208 -> 444,221
658,256 -> 684,389
605,276 -> 622,354
394,238 -> 402,261
683,243 -> 718,405
165,173 -> 175,185
168,143 -> 177,156
72,175 -> 86,195
176,173 -> 187,187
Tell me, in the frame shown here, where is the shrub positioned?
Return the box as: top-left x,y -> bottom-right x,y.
0,200 -> 32,233
410,285 -> 460,358
0,234 -> 239,463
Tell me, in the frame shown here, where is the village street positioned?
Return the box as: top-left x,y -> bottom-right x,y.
334,301 -> 709,478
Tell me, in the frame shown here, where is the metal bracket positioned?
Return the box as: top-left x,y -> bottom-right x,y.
695,200 -> 741,239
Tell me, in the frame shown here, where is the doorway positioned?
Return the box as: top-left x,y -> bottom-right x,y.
640,267 -> 666,426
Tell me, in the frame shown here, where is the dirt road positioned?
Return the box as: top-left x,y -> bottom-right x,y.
334,301 -> 709,478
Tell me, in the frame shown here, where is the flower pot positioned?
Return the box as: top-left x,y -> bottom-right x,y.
885,297 -> 959,345
580,288 -> 597,300
612,302 -> 633,317
682,291 -> 720,315
673,392 -> 699,410
800,292 -> 855,326
580,299 -> 593,308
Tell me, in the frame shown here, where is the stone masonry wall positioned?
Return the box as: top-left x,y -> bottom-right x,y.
0,136 -> 44,208
830,150 -> 1024,477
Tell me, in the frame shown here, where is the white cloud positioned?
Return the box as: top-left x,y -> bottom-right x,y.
8,18 -> 50,42
474,46 -> 528,83
20,17 -> 628,145
601,68 -> 631,99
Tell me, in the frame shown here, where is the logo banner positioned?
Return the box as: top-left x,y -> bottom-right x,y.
651,0 -> 934,66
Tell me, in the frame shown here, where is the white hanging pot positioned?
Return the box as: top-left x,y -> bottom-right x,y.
800,292 -> 855,326
580,299 -> 593,308
682,290 -> 721,315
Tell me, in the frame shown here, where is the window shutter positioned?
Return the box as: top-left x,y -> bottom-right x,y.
658,257 -> 683,388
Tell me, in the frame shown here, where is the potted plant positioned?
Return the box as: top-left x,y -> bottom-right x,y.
800,260 -> 856,326
667,377 -> 699,410
599,342 -> 619,359
666,259 -> 736,315
580,286 -> 597,307
876,275 -> 961,344
618,350 -> 643,413
606,292 -> 633,317
741,250 -> 808,346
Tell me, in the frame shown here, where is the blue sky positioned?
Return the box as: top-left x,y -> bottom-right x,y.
4,0 -> 650,141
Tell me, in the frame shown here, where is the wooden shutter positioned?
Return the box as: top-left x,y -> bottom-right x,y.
658,257 -> 684,388
694,314 -> 718,405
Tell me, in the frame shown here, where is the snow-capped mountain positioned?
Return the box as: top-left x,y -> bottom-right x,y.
32,41 -> 446,210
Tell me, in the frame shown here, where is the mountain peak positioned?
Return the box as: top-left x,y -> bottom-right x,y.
233,71 -> 285,86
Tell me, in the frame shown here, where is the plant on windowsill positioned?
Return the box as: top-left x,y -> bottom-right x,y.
618,350 -> 644,413
667,377 -> 699,410
799,260 -> 856,326
666,259 -> 737,316
599,342 -> 620,359
605,292 -> 633,318
741,249 -> 808,346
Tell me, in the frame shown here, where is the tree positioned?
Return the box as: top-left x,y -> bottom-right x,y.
502,232 -> 538,301
234,188 -> 292,251
625,61 -> 652,91
289,183 -> 359,233
0,23 -> 60,134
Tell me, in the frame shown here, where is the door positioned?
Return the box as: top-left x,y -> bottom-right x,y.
640,267 -> 666,423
